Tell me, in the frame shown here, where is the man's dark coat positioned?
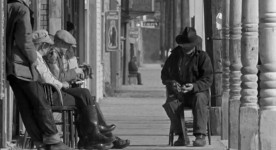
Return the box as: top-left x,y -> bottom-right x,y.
161,46 -> 213,94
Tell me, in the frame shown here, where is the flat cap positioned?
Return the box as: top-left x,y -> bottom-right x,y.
32,30 -> 54,45
55,30 -> 76,47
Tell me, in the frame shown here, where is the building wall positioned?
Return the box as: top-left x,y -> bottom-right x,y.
48,0 -> 63,35
40,0 -> 49,30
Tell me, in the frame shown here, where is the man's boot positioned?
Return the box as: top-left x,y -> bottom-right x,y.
45,142 -> 74,150
80,104 -> 115,149
95,102 -> 116,133
193,134 -> 206,147
173,131 -> 190,146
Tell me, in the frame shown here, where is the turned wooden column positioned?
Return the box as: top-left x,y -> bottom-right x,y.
0,0 -> 6,147
239,0 -> 259,149
228,0 -> 242,148
221,0 -> 230,140
259,0 -> 276,149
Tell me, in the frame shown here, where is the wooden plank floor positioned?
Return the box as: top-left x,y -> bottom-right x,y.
100,64 -> 228,150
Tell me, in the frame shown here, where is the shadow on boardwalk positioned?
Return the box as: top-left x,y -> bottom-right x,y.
101,64 -> 227,150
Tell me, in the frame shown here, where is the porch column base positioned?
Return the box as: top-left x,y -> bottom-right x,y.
239,107 -> 258,150
259,110 -> 276,150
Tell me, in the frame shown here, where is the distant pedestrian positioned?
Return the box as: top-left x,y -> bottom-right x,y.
128,56 -> 143,85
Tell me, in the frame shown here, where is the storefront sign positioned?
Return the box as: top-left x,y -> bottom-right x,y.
105,10 -> 120,51
141,21 -> 159,28
129,28 -> 139,39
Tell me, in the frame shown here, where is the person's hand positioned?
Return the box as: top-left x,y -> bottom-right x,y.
182,83 -> 193,93
32,60 -> 38,67
75,68 -> 84,79
166,80 -> 181,94
62,82 -> 70,89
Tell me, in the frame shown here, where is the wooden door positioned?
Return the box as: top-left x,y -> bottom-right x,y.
204,0 -> 223,135
204,0 -> 223,107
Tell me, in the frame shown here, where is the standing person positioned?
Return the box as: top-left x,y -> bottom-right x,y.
161,27 -> 213,147
6,0 -> 71,149
128,56 -> 143,85
44,30 -> 130,149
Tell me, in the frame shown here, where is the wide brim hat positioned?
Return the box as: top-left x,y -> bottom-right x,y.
32,30 -> 54,45
175,27 -> 201,47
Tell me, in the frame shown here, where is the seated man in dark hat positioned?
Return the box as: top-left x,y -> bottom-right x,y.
161,27 -> 213,147
44,29 -> 130,149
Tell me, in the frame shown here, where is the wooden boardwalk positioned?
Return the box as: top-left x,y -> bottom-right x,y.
100,64 -> 228,150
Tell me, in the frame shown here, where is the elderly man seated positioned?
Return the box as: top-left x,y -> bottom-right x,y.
35,29 -> 130,149
32,30 -> 127,150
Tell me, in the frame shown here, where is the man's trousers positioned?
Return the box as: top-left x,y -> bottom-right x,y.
163,92 -> 209,135
8,75 -> 60,145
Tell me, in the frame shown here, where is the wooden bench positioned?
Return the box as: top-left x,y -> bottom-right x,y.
128,74 -> 137,85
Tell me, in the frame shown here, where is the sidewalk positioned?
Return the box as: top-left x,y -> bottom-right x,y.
100,64 -> 227,150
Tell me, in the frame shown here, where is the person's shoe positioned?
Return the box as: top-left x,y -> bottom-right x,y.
112,137 -> 130,149
45,142 -> 73,150
193,134 -> 206,147
36,146 -> 46,150
86,133 -> 116,145
138,83 -> 143,85
99,124 -> 116,133
83,134 -> 116,149
77,139 -> 85,149
84,143 -> 114,150
103,131 -> 114,138
173,135 -> 190,146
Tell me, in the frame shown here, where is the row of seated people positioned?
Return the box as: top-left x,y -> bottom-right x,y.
32,29 -> 130,150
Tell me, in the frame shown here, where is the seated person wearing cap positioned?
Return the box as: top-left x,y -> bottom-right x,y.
161,27 -> 213,147
33,29 -> 119,149
43,30 -> 130,149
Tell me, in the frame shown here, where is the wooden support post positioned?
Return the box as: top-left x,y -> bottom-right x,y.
229,0 -> 242,148
204,0 -> 223,135
221,0 -> 230,140
159,0 -> 165,60
0,0 -> 6,147
259,0 -> 276,149
169,0 -> 175,48
239,0 -> 259,149
181,0 -> 190,29
164,0 -> 171,56
174,0 -> 182,37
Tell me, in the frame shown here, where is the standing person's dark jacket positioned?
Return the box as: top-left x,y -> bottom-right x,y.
161,46 -> 213,94
6,0 -> 37,81
128,60 -> 138,73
